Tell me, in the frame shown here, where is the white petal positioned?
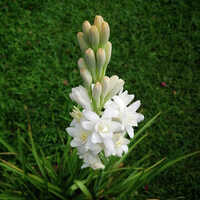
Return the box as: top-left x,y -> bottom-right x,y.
81,121 -> 94,130
102,108 -> 119,119
70,119 -> 77,126
70,138 -> 80,147
104,139 -> 115,157
110,121 -> 122,132
126,126 -> 134,138
91,132 -> 102,143
120,90 -> 134,106
113,95 -> 125,109
66,127 -> 76,137
136,113 -> 144,122
122,145 -> 128,153
128,100 -> 141,112
83,110 -> 99,121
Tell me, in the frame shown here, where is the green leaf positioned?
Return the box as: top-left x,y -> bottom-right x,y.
74,180 -> 93,200
0,159 -> 65,200
28,128 -> 46,179
0,138 -> 16,153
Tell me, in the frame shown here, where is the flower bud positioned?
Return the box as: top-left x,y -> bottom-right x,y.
100,22 -> 110,46
92,82 -> 102,108
110,78 -> 124,97
105,41 -> 112,65
102,76 -> 110,99
96,48 -> 106,79
82,21 -> 91,42
78,58 -> 92,86
89,25 -> 99,50
110,75 -> 119,88
80,67 -> 92,87
94,15 -> 104,32
84,48 -> 96,80
78,58 -> 87,69
77,32 -> 89,53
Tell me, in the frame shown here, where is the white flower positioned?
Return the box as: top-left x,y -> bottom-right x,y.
104,90 -> 144,138
66,123 -> 102,155
69,85 -> 92,110
101,75 -> 124,104
112,133 -> 130,157
81,110 -> 122,157
78,151 -> 105,170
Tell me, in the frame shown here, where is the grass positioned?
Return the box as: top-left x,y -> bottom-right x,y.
0,0 -> 200,199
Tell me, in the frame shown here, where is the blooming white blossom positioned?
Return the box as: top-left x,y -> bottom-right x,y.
78,151 -> 105,169
112,133 -> 130,157
81,110 -> 122,157
69,86 -> 92,110
104,90 -> 144,138
66,122 -> 102,155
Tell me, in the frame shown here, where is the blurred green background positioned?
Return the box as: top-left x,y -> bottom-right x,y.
0,0 -> 200,199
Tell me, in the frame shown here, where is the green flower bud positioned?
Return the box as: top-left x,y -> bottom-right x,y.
100,21 -> 110,46
94,15 -> 104,32
82,21 -> 91,42
78,58 -> 92,86
96,48 -> 106,80
105,41 -> 112,65
89,25 -> 99,50
78,57 -> 87,69
84,48 -> 96,81
77,32 -> 89,53
80,67 -> 92,87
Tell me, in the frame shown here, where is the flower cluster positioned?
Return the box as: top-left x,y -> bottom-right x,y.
66,16 -> 144,169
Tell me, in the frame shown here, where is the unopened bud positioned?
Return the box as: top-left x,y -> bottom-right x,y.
77,32 -> 89,53
110,79 -> 124,97
78,58 -> 87,69
94,15 -> 104,32
82,21 -> 91,42
100,22 -> 110,46
84,48 -> 96,80
97,48 -> 106,70
78,58 -> 92,86
80,67 -> 92,86
105,41 -> 112,65
102,76 -> 110,99
93,82 -> 102,108
110,75 -> 119,87
89,25 -> 99,50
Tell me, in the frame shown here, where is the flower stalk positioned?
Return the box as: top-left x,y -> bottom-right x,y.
66,16 -> 144,169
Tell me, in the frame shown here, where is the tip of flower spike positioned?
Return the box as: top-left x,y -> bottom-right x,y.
89,25 -> 99,50
82,20 -> 91,35
94,15 -> 104,32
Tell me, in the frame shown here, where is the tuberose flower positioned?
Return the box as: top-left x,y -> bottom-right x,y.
69,85 -> 92,110
66,123 -> 102,155
78,150 -> 105,169
112,133 -> 130,157
81,110 -> 122,157
104,90 -> 144,138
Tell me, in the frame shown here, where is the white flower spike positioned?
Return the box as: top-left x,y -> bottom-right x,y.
66,15 -> 144,170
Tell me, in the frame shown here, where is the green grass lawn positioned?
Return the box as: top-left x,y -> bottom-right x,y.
0,0 -> 200,199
